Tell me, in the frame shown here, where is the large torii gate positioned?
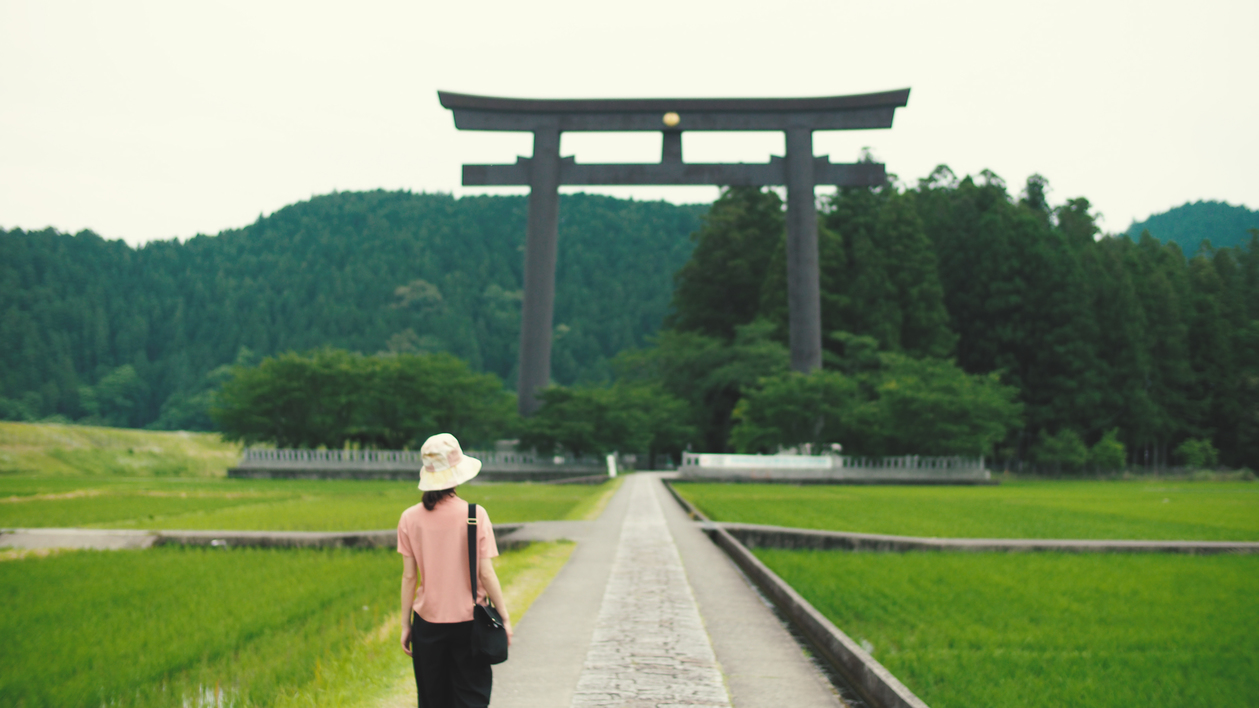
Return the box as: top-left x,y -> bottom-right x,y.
439,89 -> 910,415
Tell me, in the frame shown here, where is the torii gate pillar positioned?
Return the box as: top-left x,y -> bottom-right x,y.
785,128 -> 823,372
518,129 -> 561,415
439,89 -> 910,415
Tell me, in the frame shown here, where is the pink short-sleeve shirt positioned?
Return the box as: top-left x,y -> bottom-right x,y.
397,495 -> 500,623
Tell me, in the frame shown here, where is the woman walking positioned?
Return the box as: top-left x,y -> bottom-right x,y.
398,433 -> 513,708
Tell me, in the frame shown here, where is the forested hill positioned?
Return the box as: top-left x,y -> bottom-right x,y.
0,191 -> 705,429
1127,200 -> 1258,251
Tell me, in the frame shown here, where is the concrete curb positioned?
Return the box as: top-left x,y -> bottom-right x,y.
713,522 -> 1259,555
156,523 -> 529,550
2,524 -> 528,551
679,474 -> 997,486
152,529 -> 401,549
0,527 -> 157,550
661,481 -> 930,708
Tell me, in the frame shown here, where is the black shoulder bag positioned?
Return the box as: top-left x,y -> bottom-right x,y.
467,503 -> 508,664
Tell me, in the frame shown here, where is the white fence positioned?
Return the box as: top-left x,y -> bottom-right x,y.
236,447 -> 603,473
680,452 -> 989,483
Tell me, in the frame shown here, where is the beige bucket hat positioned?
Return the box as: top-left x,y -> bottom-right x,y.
417,433 -> 482,491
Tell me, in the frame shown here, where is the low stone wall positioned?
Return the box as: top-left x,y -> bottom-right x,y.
229,448 -> 606,482
679,467 -> 995,485
227,468 -> 605,483
151,524 -> 530,551
716,522 -> 1259,555
153,529 -> 400,549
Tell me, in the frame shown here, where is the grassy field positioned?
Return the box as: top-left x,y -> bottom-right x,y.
0,541 -> 572,708
674,479 -> 1259,540
0,422 -> 599,706
757,549 -> 1259,707
0,475 -> 614,529
0,420 -> 617,530
0,421 -> 241,477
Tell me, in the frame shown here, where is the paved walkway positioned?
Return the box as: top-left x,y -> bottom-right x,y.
493,473 -> 844,708
570,475 -> 729,707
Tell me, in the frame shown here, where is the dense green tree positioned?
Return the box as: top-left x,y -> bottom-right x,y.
78,365 -> 148,428
728,369 -> 859,454
1185,252 -> 1236,446
1174,438 -> 1219,469
759,186 -> 954,358
1085,237 -> 1156,456
1127,234 -> 1195,465
517,382 -> 693,462
856,353 -> 1023,457
730,349 -> 1021,457
616,320 -> 791,452
666,187 -> 784,339
213,349 -> 363,449
1030,429 -> 1089,474
869,192 -> 956,358
915,173 -> 1116,458
211,348 -> 514,449
1089,429 -> 1127,471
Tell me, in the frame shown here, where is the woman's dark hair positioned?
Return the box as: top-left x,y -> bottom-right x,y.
422,487 -> 457,511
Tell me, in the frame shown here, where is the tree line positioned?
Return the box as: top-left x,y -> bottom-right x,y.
5,176 -> 1256,470
531,171 -> 1259,470
0,190 -> 703,430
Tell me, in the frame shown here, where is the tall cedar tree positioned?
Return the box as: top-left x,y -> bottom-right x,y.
666,187 -> 784,339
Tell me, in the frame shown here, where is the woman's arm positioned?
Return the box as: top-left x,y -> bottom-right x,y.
478,557 -> 513,646
400,555 -> 418,656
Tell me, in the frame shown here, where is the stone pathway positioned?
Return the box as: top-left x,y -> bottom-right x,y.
570,474 -> 730,708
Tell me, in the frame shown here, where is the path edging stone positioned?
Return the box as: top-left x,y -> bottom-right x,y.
716,522 -> 1259,555
662,480 -> 930,708
153,524 -> 527,550
3,525 -> 528,551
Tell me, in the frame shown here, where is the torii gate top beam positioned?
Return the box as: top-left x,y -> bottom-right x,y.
437,89 -> 910,132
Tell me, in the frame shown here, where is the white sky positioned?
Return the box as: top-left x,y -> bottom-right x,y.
1,0 -> 1255,245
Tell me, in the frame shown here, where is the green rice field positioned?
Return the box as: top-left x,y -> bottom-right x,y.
0,422 -> 597,706
674,480 -> 1259,540
0,541 -> 567,708
757,549 -> 1259,707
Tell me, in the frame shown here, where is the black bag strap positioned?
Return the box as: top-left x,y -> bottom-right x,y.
467,502 -> 478,605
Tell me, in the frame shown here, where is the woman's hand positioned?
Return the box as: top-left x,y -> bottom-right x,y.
505,621 -> 514,647
400,556 -> 418,657
401,624 -> 413,656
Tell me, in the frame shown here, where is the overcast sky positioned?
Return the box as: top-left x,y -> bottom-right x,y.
2,0 -> 1255,246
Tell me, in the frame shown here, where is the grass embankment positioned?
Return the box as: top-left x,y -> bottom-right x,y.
758,549 -> 1259,707
0,541 -> 574,708
0,420 -> 240,477
674,479 -> 1259,540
